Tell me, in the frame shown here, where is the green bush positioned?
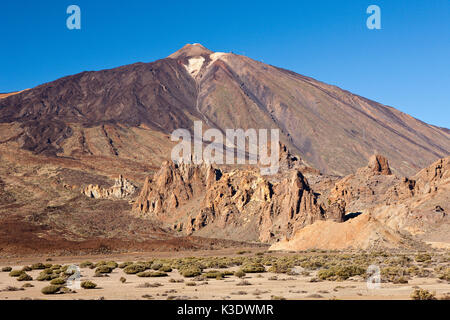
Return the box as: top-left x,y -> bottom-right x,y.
95,266 -> 113,274
41,285 -> 62,295
234,270 -> 246,278
17,273 -> 33,281
119,262 -> 133,269
241,263 -> 265,273
81,281 -> 97,289
318,265 -> 366,281
438,268 -> 450,281
36,272 -> 58,281
179,266 -> 202,278
185,282 -> 197,286
393,276 -> 408,284
22,283 -> 34,288
21,266 -> 32,272
31,263 -> 45,270
415,253 -> 432,263
41,268 -> 53,275
94,261 -> 107,267
411,288 -> 436,300
1,266 -> 12,272
268,263 -> 291,274
9,270 -> 24,277
151,262 -> 163,270
159,265 -> 173,272
105,261 -> 118,269
50,278 -> 66,285
80,261 -> 93,268
123,264 -> 146,274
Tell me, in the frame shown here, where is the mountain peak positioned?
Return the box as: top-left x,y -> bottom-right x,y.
168,43 -> 214,59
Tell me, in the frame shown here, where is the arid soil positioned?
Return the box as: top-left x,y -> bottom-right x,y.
0,249 -> 448,300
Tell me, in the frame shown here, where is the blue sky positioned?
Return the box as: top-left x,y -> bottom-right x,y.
0,0 -> 449,128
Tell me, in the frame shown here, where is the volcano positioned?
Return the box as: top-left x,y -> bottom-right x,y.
0,43 -> 449,176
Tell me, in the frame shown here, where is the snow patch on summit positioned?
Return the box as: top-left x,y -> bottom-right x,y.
210,52 -> 228,63
184,57 -> 205,77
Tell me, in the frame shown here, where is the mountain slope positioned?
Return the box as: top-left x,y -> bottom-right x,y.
0,43 -> 448,175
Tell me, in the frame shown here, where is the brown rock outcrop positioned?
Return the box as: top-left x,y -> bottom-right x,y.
328,154 -> 398,213
367,154 -> 392,175
133,161 -> 336,243
82,175 -> 136,199
270,156 -> 450,251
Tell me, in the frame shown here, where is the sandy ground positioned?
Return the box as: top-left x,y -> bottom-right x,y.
0,251 -> 448,300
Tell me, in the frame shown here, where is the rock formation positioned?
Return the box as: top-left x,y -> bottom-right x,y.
328,154 -> 398,213
371,157 -> 449,237
82,175 -> 136,199
367,154 -> 392,175
133,160 -> 339,243
272,155 -> 450,251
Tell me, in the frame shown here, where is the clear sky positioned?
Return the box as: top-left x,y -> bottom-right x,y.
0,0 -> 449,128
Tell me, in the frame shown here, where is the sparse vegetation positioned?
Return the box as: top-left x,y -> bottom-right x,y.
410,288 -> 436,300
41,285 -> 62,295
1,251 -> 447,299
179,266 -> 202,278
123,264 -> 146,274
241,263 -> 265,273
17,273 -> 33,281
136,271 -> 168,277
137,282 -> 162,288
9,270 -> 24,277
31,263 -> 45,270
80,261 -> 93,268
236,280 -> 252,286
50,278 -> 66,285
438,267 -> 450,281
317,265 -> 366,281
119,262 -> 133,269
159,265 -> 173,272
95,265 -> 113,274
81,281 -> 97,289
415,253 -> 432,263
185,282 -> 197,286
